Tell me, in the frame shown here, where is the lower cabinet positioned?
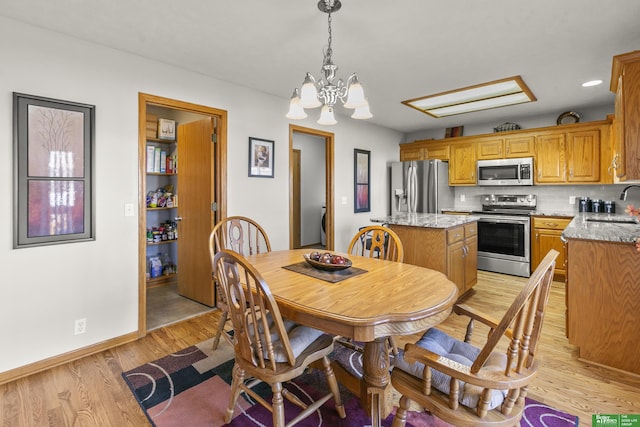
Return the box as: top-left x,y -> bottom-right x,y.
531,216 -> 572,281
566,238 -> 640,374
389,223 -> 477,297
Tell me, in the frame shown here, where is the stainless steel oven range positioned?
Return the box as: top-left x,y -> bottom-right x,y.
473,194 -> 536,278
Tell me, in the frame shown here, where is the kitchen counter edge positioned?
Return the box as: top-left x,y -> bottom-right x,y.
371,213 -> 478,229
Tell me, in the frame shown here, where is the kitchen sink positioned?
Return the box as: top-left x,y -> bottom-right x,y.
585,217 -> 640,224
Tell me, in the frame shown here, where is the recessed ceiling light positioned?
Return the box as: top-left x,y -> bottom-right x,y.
581,79 -> 603,87
402,76 -> 536,118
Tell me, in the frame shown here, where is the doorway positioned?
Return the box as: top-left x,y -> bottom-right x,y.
289,125 -> 334,250
138,93 -> 227,335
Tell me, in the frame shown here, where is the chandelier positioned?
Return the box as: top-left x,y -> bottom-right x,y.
286,0 -> 372,125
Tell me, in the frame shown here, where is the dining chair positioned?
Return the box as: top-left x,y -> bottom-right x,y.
390,249 -> 559,427
209,216 -> 271,350
341,224 -> 404,354
347,224 -> 404,262
330,225 -> 405,395
212,249 -> 346,426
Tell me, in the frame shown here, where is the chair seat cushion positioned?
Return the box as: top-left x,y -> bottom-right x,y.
255,315 -> 325,363
392,328 -> 507,410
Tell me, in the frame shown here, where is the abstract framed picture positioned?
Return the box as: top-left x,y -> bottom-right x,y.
13,93 -> 95,248
354,149 -> 370,213
248,137 -> 274,178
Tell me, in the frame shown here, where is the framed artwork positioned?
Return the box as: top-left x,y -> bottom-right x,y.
248,137 -> 274,178
445,126 -> 464,138
354,149 -> 370,213
13,93 -> 95,248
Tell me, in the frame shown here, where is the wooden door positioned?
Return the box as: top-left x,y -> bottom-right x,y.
476,138 -> 504,160
449,142 -> 476,185
177,118 -> 215,306
292,149 -> 301,248
566,129 -> 600,182
504,136 -> 534,157
535,133 -> 565,183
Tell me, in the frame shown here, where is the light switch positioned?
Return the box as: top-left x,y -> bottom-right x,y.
341,196 -> 348,205
124,203 -> 135,217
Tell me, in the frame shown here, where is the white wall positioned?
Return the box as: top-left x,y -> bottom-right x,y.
0,17 -> 403,373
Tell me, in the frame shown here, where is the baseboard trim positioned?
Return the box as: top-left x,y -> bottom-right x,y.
0,331 -> 139,385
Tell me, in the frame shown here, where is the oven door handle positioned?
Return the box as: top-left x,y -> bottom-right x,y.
478,218 -> 529,225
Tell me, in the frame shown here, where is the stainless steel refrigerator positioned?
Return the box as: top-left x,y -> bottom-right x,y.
390,159 -> 454,214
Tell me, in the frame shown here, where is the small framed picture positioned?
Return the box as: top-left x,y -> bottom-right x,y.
444,126 -> 464,138
158,118 -> 176,140
249,137 -> 274,178
354,149 -> 370,213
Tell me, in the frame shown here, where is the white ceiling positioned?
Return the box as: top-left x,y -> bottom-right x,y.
2,0 -> 639,133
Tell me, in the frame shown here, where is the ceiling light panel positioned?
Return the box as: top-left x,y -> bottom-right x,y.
403,76 -> 536,118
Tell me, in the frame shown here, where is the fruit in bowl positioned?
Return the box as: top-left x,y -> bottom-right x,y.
304,252 -> 352,271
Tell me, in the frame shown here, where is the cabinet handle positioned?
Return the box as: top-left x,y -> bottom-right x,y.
174,216 -> 183,221
569,167 -> 573,178
545,222 -> 558,227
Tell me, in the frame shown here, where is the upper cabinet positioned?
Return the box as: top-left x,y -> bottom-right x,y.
610,50 -> 640,181
449,141 -> 476,185
534,124 -> 607,184
476,135 -> 534,160
400,119 -> 611,186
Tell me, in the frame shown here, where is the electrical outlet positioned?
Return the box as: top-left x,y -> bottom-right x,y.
569,196 -> 576,205
74,318 -> 86,335
124,203 -> 134,217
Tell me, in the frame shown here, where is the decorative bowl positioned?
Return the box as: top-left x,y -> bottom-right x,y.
303,253 -> 352,271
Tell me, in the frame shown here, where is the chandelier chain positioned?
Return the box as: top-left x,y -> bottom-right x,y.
324,11 -> 333,67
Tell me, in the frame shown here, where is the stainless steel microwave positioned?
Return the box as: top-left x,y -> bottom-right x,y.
477,157 -> 534,186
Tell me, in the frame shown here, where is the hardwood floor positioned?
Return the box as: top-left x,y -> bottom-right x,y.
2,271 -> 639,426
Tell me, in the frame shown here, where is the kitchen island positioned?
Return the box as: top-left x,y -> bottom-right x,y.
562,213 -> 640,374
371,213 -> 479,297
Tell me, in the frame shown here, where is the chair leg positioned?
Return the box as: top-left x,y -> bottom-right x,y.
212,309 -> 228,350
321,355 -> 346,418
392,395 -> 411,427
225,364 -> 245,424
271,382 -> 285,427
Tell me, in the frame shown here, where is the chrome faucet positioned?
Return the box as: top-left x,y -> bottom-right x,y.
619,185 -> 640,200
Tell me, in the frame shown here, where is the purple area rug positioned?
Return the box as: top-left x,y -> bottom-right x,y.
122,338 -> 579,427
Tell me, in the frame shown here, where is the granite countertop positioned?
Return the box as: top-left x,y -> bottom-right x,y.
370,213 -> 478,229
562,212 -> 640,243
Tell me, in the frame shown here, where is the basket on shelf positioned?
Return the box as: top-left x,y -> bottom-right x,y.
493,122 -> 521,132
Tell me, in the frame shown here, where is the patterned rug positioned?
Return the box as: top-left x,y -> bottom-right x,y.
122,337 -> 579,427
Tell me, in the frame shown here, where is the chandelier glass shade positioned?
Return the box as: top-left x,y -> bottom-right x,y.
286,0 -> 372,125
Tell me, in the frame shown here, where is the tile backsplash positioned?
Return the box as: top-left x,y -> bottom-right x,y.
452,184 -> 640,215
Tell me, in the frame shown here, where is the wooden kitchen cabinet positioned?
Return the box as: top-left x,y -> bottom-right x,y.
446,223 -> 477,295
449,141 -> 477,185
389,222 -> 477,298
425,141 -> 450,160
399,143 -> 425,161
534,123 -> 607,184
531,216 -> 571,281
610,50 -> 640,181
476,135 -> 534,160
399,139 -> 448,161
566,238 -> 640,374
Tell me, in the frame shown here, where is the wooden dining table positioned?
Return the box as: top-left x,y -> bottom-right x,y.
244,248 -> 459,427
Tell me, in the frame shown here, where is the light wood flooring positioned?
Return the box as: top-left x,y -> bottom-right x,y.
2,271 -> 639,426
